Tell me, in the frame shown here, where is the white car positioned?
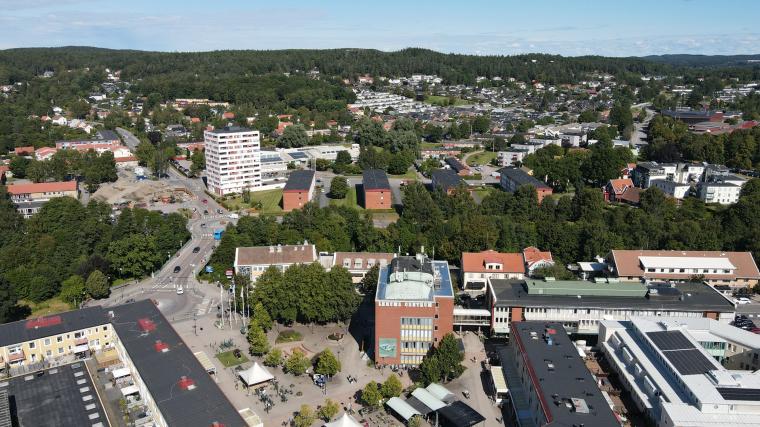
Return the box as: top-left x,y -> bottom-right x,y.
735,297 -> 752,304
176,285 -> 184,295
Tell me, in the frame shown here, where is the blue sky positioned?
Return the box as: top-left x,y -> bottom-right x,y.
1,0 -> 759,56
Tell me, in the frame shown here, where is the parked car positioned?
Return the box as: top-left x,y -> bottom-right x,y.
735,297 -> 752,305
176,285 -> 184,295
202,199 -> 208,204
173,266 -> 181,274
193,246 -> 201,253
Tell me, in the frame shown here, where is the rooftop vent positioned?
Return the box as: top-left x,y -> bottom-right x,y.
138,318 -> 156,333
154,340 -> 169,353
178,376 -> 196,391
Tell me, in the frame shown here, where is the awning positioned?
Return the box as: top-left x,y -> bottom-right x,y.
193,351 -> 216,374
238,362 -> 274,386
385,397 -> 420,421
111,367 -> 131,379
437,401 -> 486,427
411,388 -> 446,412
426,383 -> 456,403
74,344 -> 89,353
120,385 -> 139,396
490,366 -> 508,394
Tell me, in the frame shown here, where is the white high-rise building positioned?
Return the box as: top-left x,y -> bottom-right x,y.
204,126 -> 262,195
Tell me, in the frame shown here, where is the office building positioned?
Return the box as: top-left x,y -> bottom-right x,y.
487,278 -> 735,336
204,126 -> 263,196
502,321 -> 619,427
608,250 -> 760,288
374,253 -> 454,366
234,243 -> 317,282
327,252 -> 395,284
600,317 -> 760,427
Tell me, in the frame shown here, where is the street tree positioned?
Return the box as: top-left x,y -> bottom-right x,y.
329,176 -> 348,199
293,405 -> 316,427
315,348 -> 341,376
318,398 -> 340,421
361,381 -> 382,408
252,301 -> 273,331
284,349 -> 310,375
85,270 -> 110,299
263,348 -> 283,367
381,374 -> 402,398
246,320 -> 270,356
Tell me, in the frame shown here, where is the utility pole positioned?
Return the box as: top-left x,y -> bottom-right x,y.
219,282 -> 224,328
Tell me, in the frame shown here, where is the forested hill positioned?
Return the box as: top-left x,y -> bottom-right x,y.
0,46 -> 686,85
642,54 -> 760,68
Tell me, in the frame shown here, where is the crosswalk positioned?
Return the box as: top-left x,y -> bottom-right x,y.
196,298 -> 217,316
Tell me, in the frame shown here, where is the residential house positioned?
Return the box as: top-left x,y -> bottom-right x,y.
461,250 -> 525,295
604,178 -> 635,202
650,179 -> 691,199
522,247 -> 554,276
444,157 -> 470,176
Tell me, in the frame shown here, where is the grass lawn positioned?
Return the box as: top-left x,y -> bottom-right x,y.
466,151 -> 497,166
471,186 -> 495,200
21,298 -> 72,318
420,142 -> 443,150
329,186 -> 362,209
370,212 -> 400,222
389,169 -> 418,180
275,330 -> 303,344
425,95 -> 469,106
216,350 -> 249,368
222,189 -> 284,214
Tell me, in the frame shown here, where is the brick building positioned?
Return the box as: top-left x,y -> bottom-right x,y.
282,170 -> 315,211
362,169 -> 391,209
374,253 -> 454,367
498,167 -> 553,203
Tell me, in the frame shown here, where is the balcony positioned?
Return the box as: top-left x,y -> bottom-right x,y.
8,350 -> 25,362
75,337 -> 88,346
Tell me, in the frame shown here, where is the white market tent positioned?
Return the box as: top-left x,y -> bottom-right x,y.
490,366 -> 508,395
411,388 -> 446,412
120,385 -> 139,396
426,383 -> 456,403
238,362 -> 274,387
386,397 -> 421,421
324,412 -> 362,427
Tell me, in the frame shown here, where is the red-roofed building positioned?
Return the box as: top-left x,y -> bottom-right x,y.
522,247 -> 555,276
604,178 -> 635,202
34,147 -> 58,161
14,146 -> 34,156
0,165 -> 9,178
190,117 -> 201,123
222,112 -> 235,120
7,181 -> 79,217
461,250 -> 525,294
275,122 -> 293,135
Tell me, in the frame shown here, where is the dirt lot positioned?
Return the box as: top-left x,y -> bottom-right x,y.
92,170 -> 193,205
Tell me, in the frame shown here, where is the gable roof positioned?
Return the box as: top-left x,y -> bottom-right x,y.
462,250 -> 525,274
431,169 -> 464,191
611,250 -> 760,281
363,169 -> 390,191
283,170 -> 315,192
522,246 -> 553,269
235,244 -> 317,266
608,178 -> 634,195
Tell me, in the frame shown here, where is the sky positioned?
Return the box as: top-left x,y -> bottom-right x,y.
1,0 -> 759,57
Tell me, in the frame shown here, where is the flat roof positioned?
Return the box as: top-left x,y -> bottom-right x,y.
377,256 -> 454,301
0,363 -> 108,427
436,401 -> 486,427
283,170 -> 315,192
362,169 -> 390,191
510,322 -> 619,427
0,306 -> 107,348
110,300 -> 246,427
206,126 -> 254,135
524,279 -> 648,297
490,279 -> 734,312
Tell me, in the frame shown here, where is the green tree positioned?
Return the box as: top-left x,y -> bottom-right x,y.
106,234 -> 162,278
252,301 -> 273,331
0,277 -> 22,324
315,348 -> 341,376
408,415 -> 422,427
60,275 -> 85,305
26,160 -> 48,183
293,404 -> 316,427
436,333 -> 465,381
9,156 -> 31,178
263,348 -> 283,367
85,270 -> 110,299
333,150 -> 353,174
360,265 -> 379,296
247,320 -> 270,355
330,176 -> 348,199
284,349 -> 310,375
318,398 -> 340,422
361,381 -> 383,408
419,353 -> 442,385
578,109 -> 599,123
472,115 -> 491,134
381,374 -> 403,398
190,149 -> 205,176
278,124 -> 309,148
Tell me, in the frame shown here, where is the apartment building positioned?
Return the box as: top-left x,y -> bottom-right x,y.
329,252 -> 395,283
362,169 -> 392,209
234,243 -> 317,282
282,170 -> 315,211
499,167 -> 553,203
374,254 -> 454,367
6,181 -> 79,218
203,126 -> 263,195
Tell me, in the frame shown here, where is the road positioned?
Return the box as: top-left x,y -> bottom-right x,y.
630,104 -> 654,147
98,128 -> 235,320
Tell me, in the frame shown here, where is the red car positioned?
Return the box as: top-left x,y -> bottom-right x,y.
202,199 -> 208,204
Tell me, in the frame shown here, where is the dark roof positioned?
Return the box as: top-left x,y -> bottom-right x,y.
110,300 -> 246,427
0,306 -> 107,348
389,256 -> 434,275
96,129 -> 120,142
498,167 -> 551,189
489,279 -> 734,312
431,169 -> 464,191
207,126 -> 253,134
363,169 -> 390,191
444,157 -> 468,173
662,109 -> 719,119
509,322 -> 619,427
2,363 -> 107,427
0,390 -> 10,427
436,401 -> 486,427
283,170 -> 315,192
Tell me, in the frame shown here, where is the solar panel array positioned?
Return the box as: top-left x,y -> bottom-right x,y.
716,387 -> 760,401
288,151 -> 308,159
647,331 -> 718,375
647,331 -> 696,350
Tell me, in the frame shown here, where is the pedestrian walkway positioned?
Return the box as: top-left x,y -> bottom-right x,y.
196,298 -> 216,316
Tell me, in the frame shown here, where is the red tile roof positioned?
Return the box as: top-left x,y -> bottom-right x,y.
618,186 -> 642,204
608,178 -> 634,196
611,250 -> 760,281
7,181 -> 77,195
14,146 -> 34,155
522,247 -> 553,269
462,250 -> 525,273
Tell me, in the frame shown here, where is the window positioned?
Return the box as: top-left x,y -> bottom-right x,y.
44,338 -> 50,346
29,342 -> 36,349
56,336 -> 63,343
